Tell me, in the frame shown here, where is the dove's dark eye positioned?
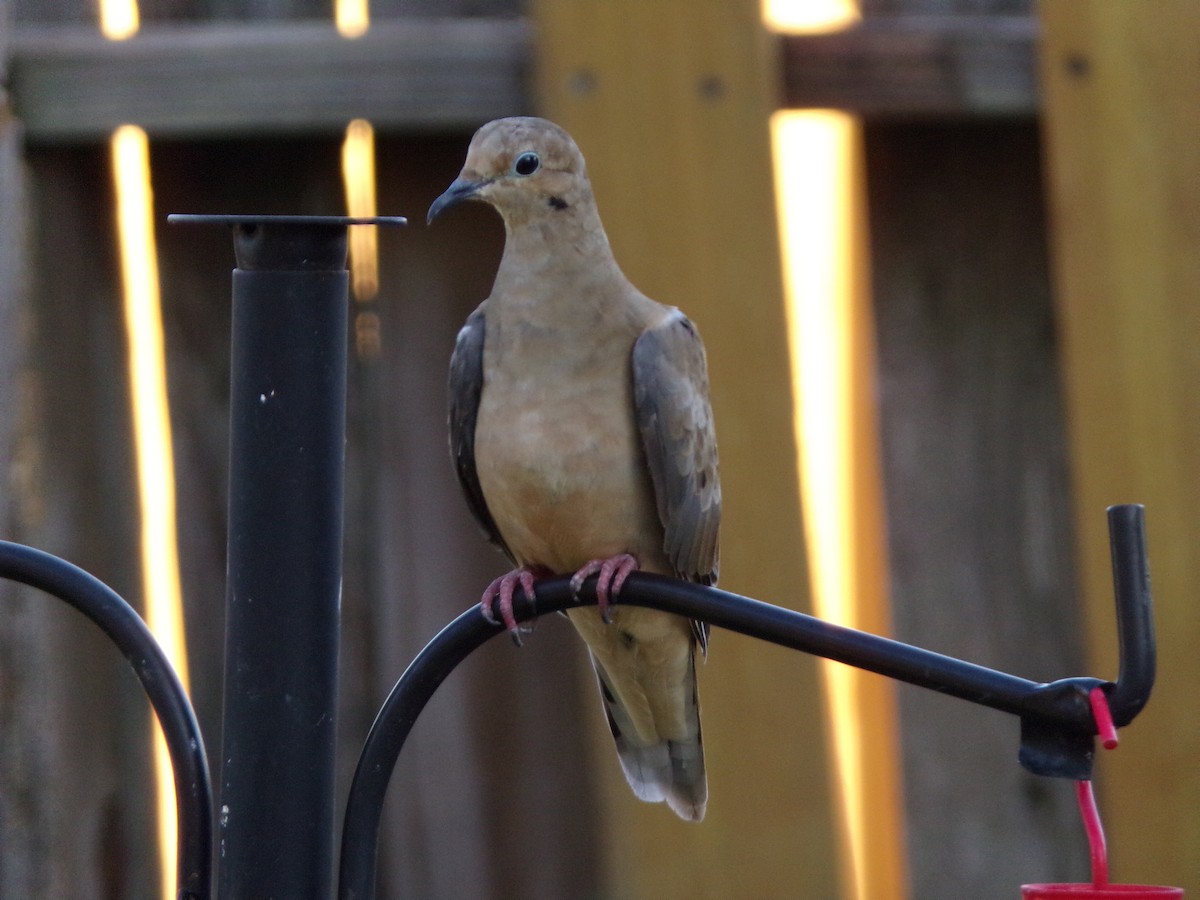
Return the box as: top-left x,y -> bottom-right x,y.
513,152 -> 541,176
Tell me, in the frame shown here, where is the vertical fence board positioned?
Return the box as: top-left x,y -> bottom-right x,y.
1039,2 -> 1200,892
533,0 -> 841,896
0,1 -> 40,893
4,144 -> 157,900
867,121 -> 1086,897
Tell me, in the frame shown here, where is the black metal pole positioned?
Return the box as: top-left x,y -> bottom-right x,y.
164,215 -> 389,900
220,217 -> 347,899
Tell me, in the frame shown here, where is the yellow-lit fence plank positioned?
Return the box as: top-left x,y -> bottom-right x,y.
1039,1 -> 1200,892
531,1 -> 840,895
111,123 -> 188,900
773,109 -> 906,900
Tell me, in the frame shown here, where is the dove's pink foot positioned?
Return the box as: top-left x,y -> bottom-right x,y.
570,553 -> 639,623
481,566 -> 550,646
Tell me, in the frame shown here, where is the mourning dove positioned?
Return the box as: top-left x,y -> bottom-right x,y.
429,117 -> 720,822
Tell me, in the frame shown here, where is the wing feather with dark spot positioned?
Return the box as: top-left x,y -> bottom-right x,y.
632,310 -> 721,649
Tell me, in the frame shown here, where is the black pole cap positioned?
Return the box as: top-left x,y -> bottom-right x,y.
167,214 -> 408,271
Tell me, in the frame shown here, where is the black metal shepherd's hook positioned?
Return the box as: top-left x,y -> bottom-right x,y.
0,214 -> 1158,900
337,503 -> 1155,900
0,542 -> 212,900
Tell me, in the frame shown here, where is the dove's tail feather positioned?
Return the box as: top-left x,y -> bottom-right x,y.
591,654 -> 708,822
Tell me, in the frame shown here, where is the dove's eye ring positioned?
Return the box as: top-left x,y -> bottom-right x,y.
513,152 -> 541,176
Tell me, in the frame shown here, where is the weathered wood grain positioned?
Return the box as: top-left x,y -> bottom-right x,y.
781,15 -> 1038,117
533,0 -> 843,896
10,19 -> 531,140
868,121 -> 1086,896
3,144 -> 157,900
1039,2 -> 1200,893
8,12 -> 1042,145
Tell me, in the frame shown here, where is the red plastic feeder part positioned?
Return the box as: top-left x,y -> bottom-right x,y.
1022,695 -> 1183,899
1022,886 -> 1183,898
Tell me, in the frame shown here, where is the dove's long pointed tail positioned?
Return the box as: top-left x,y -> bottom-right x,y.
591,653 -> 707,822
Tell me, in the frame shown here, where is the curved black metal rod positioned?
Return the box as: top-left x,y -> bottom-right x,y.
1105,503 -> 1155,724
339,505 -> 1155,900
0,541 -> 213,900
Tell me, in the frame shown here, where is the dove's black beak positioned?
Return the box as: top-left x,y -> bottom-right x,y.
427,177 -> 489,225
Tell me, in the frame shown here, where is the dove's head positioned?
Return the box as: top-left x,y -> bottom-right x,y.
427,117 -> 593,227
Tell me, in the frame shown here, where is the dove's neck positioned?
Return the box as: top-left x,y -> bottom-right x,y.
487,207 -> 655,342
495,199 -> 626,293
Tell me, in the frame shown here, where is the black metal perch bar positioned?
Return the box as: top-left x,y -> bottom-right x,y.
337,503 -> 1155,900
0,213 -> 1157,900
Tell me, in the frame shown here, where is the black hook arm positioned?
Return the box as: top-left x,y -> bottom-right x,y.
1104,503 -> 1155,726
0,542 -> 213,900
339,506 -> 1156,899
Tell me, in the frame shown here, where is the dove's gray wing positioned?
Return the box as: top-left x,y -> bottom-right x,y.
632,309 -> 721,589
448,305 -> 514,562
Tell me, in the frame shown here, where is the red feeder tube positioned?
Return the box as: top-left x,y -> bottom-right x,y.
1021,691 -> 1182,898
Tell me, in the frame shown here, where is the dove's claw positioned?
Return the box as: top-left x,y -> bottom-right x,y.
480,566 -> 547,645
571,554 -> 639,624
479,600 -> 500,626
568,567 -> 592,600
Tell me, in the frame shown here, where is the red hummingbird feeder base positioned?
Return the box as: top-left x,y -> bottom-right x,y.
1022,886 -> 1183,898
1021,691 -> 1183,899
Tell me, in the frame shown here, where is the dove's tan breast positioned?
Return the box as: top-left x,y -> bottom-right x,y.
474,319 -> 667,577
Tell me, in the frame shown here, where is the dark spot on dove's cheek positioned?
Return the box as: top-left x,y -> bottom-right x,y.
548,196 -> 569,210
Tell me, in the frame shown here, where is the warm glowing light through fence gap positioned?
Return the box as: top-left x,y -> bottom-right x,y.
336,0 -> 370,39
771,108 -> 908,900
111,124 -> 188,900
342,118 -> 379,303
763,0 -> 859,32
100,0 -> 139,39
